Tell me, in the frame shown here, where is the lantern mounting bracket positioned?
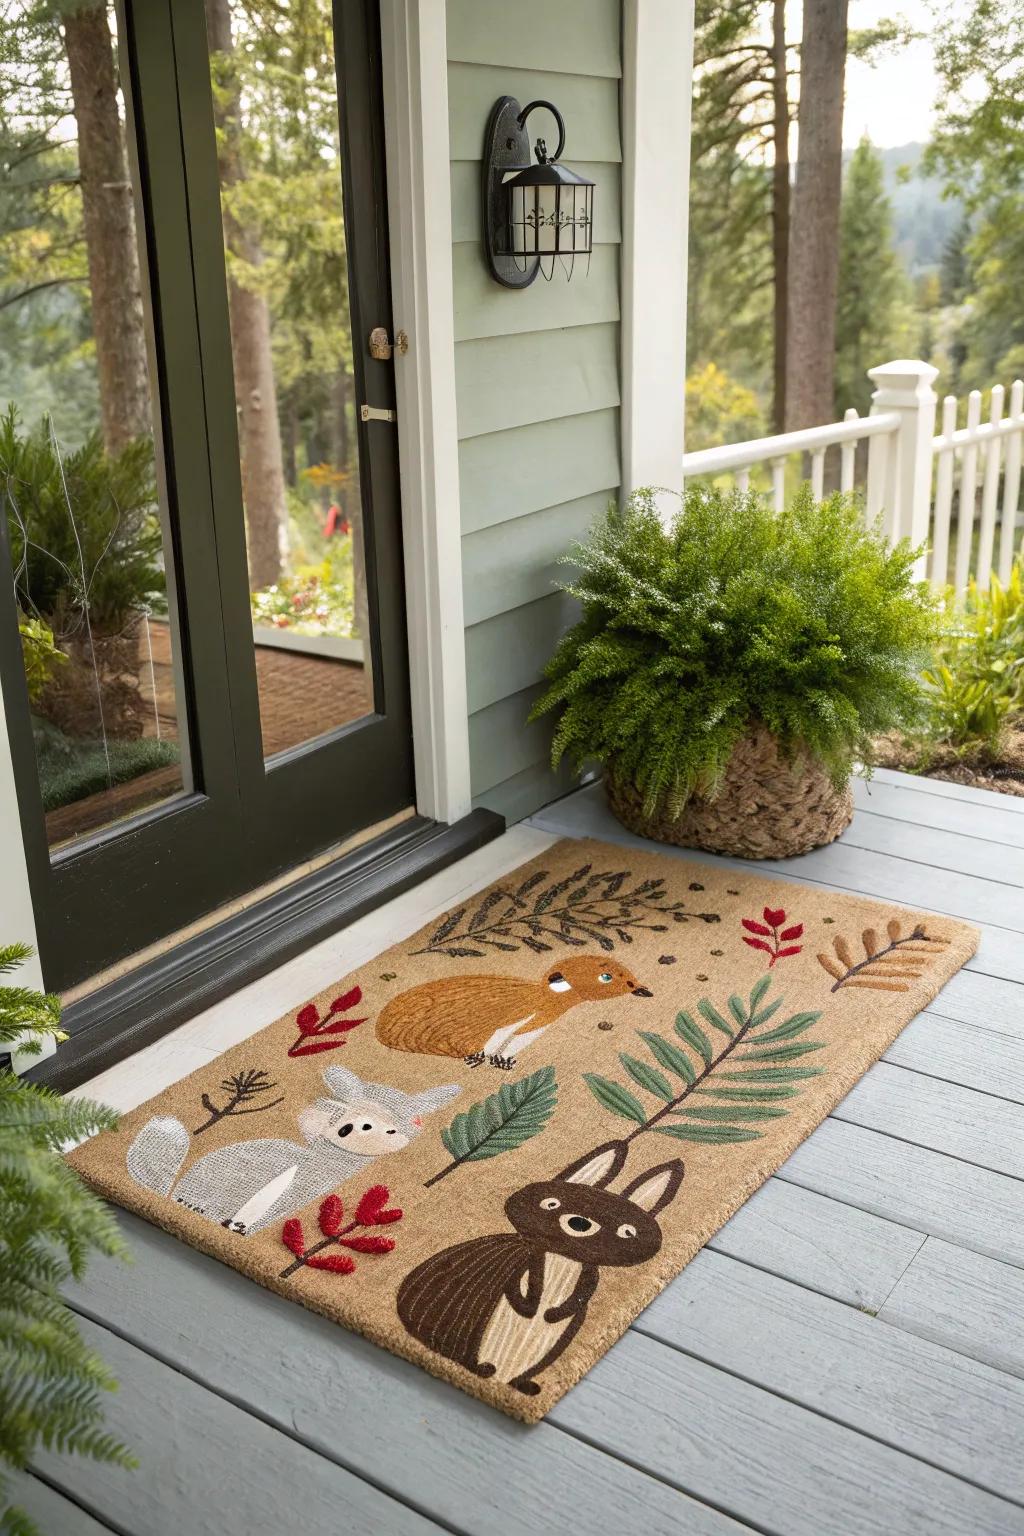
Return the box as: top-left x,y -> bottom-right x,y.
482,94 -> 540,290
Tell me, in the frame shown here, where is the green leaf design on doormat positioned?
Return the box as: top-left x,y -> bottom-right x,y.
424,1066 -> 558,1187
581,977 -> 826,1149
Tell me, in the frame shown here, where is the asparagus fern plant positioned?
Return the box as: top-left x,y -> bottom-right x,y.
0,943 -> 134,1535
531,485 -> 941,818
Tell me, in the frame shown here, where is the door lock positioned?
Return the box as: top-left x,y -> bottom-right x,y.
368,326 -> 409,361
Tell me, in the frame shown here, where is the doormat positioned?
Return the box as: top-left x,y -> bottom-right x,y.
70,836 -> 978,1422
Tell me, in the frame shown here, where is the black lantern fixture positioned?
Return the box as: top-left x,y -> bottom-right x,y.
483,96 -> 595,289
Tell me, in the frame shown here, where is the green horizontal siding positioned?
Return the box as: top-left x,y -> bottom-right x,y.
474,757 -> 582,822
447,0 -> 621,79
465,592 -> 580,714
455,324 -> 620,440
449,23 -> 621,821
448,65 -> 622,162
450,161 -> 621,246
460,408 -> 619,534
453,243 -> 619,343
469,683 -> 550,793
462,491 -> 611,627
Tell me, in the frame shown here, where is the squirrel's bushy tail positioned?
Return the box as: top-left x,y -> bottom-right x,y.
126,1115 -> 189,1196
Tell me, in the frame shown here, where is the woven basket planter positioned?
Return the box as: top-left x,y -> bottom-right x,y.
606,724 -> 853,860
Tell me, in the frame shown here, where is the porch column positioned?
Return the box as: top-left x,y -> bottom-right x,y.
620,0 -> 694,516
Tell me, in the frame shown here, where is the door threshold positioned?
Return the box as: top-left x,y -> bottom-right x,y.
30,809 -> 503,1093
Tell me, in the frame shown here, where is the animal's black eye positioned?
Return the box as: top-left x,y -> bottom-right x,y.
540,1196 -> 560,1211
362,1122 -> 372,1131
386,1128 -> 396,1135
617,1223 -> 637,1239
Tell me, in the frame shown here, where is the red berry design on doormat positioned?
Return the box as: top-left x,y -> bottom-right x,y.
741,907 -> 804,967
286,986 -> 368,1057
278,1185 -> 404,1279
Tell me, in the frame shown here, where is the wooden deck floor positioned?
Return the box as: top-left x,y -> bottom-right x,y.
22,769 -> 1024,1536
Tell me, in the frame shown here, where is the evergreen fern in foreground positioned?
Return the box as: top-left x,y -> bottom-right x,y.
531,485 -> 941,817
0,944 -> 134,1535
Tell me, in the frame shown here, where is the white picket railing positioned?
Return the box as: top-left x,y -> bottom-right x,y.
682,358 -> 1024,593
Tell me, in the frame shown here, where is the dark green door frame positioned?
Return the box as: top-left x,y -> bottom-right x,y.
0,0 -> 415,992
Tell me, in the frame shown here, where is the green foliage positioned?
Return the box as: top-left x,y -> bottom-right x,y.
33,733 -> 180,813
532,485 -> 941,819
582,976 -> 824,1147
0,407 -> 162,635
685,362 -> 764,455
928,2 -> 1024,389
686,2 -> 774,416
920,568 -> 1024,753
17,614 -> 64,704
835,139 -> 914,416
437,1067 -> 558,1173
0,945 -> 134,1536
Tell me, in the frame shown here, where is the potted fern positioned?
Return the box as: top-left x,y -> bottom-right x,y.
532,485 -> 939,859
0,944 -> 134,1532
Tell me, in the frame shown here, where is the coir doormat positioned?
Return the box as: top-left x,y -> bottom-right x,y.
70,837 -> 978,1421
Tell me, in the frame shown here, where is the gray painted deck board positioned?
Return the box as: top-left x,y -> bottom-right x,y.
551,1332 -> 1023,1536
781,1118 -> 1024,1267
6,1473 -> 116,1536
35,1315 -> 447,1536
65,1219 -> 756,1536
880,1236 -> 1024,1379
834,1060 -> 1024,1180
888,1010 -> 1024,1103
65,1218 -> 1018,1536
638,1248 -> 1024,1505
708,1177 -> 925,1310
58,768 -> 1024,1535
853,775 -> 1024,846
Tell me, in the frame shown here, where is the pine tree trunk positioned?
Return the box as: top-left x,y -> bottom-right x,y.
784,0 -> 849,432
205,0 -> 286,590
770,0 -> 790,434
63,3 -> 150,458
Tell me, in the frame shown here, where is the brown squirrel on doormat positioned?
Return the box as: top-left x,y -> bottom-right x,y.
376,956 -> 653,1070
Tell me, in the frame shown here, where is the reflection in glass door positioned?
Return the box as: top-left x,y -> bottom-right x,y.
205,0 -> 373,758
0,1 -> 191,848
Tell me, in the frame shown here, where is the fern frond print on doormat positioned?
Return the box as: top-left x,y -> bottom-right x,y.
68,837 -> 978,1423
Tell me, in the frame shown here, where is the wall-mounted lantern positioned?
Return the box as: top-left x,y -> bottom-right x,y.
483,96 -> 594,289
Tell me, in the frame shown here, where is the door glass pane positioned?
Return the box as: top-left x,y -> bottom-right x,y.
206,0 -> 374,760
0,2 -> 191,850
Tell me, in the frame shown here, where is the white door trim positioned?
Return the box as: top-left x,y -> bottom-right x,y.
620,0 -> 694,513
380,0 -> 472,825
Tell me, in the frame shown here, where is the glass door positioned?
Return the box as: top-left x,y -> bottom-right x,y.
0,0 -> 413,991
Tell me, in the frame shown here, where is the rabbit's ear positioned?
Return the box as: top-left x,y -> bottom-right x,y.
411,1081 -> 462,1115
558,1140 -> 628,1188
322,1064 -> 365,1101
621,1159 -> 685,1216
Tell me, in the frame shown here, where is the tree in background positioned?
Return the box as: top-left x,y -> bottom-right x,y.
784,0 -> 849,431
687,0 -> 792,436
930,2 -> 1024,390
61,2 -> 149,456
206,0 -> 288,590
834,138 -> 911,415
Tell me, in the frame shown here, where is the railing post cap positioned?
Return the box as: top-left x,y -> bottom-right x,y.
867,358 -> 939,403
